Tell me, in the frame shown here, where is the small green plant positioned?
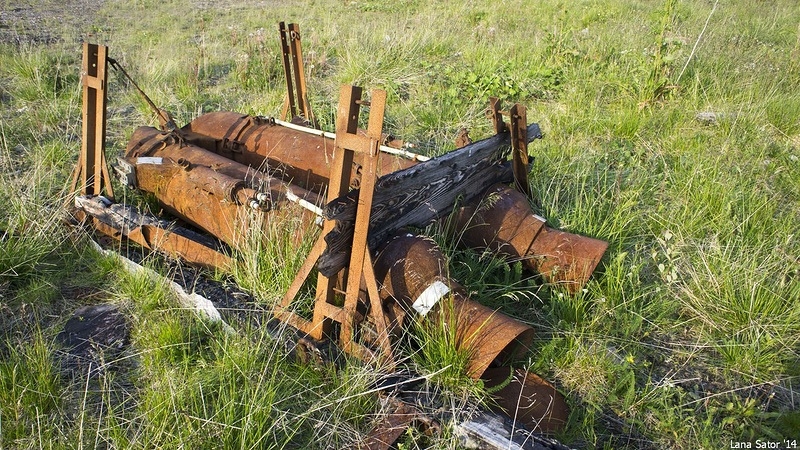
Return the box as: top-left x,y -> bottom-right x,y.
640,0 -> 682,106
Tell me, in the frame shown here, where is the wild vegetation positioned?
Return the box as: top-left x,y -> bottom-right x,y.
1,0 -> 799,448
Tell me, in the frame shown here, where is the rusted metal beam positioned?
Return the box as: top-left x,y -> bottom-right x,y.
510,103 -> 532,197
278,22 -> 297,122
488,96 -> 507,135
75,195 -> 232,270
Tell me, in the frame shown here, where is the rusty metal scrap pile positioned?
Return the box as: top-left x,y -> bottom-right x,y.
71,35 -> 609,449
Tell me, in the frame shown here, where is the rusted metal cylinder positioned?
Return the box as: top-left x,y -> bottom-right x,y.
373,233 -> 535,379
452,184 -> 608,293
127,156 -> 257,247
124,126 -> 321,249
128,126 -> 288,199
181,111 -> 417,192
481,367 -> 569,434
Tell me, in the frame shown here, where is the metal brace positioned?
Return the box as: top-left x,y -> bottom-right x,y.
488,97 -> 532,197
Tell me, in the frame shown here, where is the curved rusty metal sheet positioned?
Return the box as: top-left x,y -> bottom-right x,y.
373,233 -> 535,379
481,367 -> 569,435
453,184 -> 608,293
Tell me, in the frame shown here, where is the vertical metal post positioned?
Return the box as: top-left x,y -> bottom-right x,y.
278,22 -> 316,127
487,97 -> 531,198
278,22 -> 297,120
288,23 -> 313,123
72,42 -> 114,200
510,103 -> 531,197
488,96 -> 506,135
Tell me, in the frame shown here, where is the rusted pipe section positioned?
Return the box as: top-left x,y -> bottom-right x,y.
452,184 -> 608,293
181,111 -> 417,192
123,126 -> 322,249
373,233 -> 534,379
481,367 -> 568,435
372,233 -> 569,433
123,155 -> 258,247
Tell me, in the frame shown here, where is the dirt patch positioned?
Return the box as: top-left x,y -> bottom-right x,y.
0,0 -> 106,45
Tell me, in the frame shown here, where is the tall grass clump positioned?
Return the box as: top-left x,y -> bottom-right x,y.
230,204 -> 319,307
0,331 -> 62,445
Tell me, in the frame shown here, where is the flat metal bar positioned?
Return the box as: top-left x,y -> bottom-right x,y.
488,97 -> 506,135
335,132 -> 374,155
288,23 -> 312,123
92,44 -> 107,197
278,22 -> 297,119
362,253 -> 393,366
80,42 -> 97,195
510,103 -> 531,197
277,233 -> 328,338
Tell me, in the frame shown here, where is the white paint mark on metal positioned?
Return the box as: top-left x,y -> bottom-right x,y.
412,280 -> 450,316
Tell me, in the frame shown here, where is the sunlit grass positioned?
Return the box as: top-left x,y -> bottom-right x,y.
0,0 -> 798,447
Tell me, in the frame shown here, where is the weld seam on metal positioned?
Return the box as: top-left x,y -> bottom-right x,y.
412,280 -> 450,316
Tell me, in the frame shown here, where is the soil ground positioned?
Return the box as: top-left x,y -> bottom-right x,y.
0,0 -> 106,45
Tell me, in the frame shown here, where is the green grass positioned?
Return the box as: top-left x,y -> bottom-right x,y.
1,0 -> 799,448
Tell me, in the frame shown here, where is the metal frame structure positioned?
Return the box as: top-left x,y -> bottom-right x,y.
275,85 -> 393,366
278,22 -> 315,127
70,42 -> 114,200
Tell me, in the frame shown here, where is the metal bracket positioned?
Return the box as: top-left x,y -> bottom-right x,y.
276,85 -> 393,368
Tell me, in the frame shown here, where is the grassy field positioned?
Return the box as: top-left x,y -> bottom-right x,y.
1,0 -> 799,448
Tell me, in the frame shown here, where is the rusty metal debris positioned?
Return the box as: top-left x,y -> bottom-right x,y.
178,110 -> 605,290
373,233 -> 536,379
70,37 -> 609,449
359,397 -> 439,450
482,367 -> 569,434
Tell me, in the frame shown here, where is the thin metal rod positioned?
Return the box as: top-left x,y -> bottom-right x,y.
272,118 -> 430,162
